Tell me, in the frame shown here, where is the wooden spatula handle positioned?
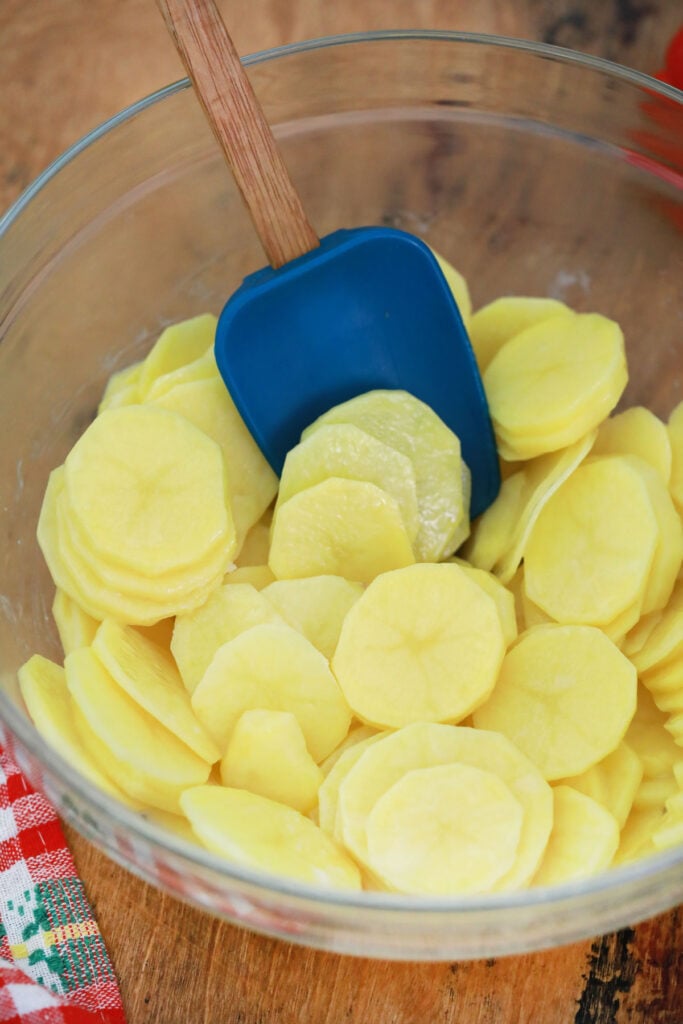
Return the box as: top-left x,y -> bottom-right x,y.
157,0 -> 319,268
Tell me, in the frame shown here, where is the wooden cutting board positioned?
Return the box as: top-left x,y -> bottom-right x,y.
1,2 -> 681,1021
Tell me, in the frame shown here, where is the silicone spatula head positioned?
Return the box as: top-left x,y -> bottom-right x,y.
157,0 -> 500,517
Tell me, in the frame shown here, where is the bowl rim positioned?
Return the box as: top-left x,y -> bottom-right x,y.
1,28 -> 681,917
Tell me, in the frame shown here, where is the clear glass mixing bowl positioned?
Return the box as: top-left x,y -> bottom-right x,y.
0,31 -> 681,960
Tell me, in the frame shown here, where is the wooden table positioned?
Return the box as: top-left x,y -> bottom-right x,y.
1,2 -> 682,1021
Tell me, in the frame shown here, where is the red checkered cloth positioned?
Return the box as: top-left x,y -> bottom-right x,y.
0,751 -> 126,1024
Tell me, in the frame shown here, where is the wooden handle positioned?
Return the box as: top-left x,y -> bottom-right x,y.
157,0 -> 319,268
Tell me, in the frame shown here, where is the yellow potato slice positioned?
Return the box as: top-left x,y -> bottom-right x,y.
493,430 -> 597,584
365,763 -> 523,895
632,771 -> 678,811
473,624 -> 637,780
625,685 -> 682,779
558,742 -> 643,828
613,805 -> 663,865
318,733 -> 385,838
302,390 -> 470,561
622,609 -> 663,661
431,250 -> 472,327
337,722 -> 553,889
652,791 -> 683,851
142,347 -> 218,402
98,361 -> 142,413
137,313 -> 216,398
483,313 -> 627,461
92,619 -> 220,763
469,296 -> 572,373
623,456 -> 683,615
593,407 -> 672,484
632,579 -> 683,675
135,616 -> 175,652
461,471 -> 527,572
58,484 -> 230,603
39,469 -> 215,625
524,457 -> 659,625
220,709 -> 323,814
181,785 -> 361,889
275,423 -> 420,545
668,401 -> 683,513
532,786 -> 619,886
665,712 -> 683,746
52,589 -> 100,655
171,582 -> 285,694
63,405 -> 235,576
223,565 -> 275,589
151,376 -> 277,546
141,807 -> 200,846
65,647 -> 211,813
262,575 -> 364,660
448,559 -> 518,648
318,724 -> 380,778
332,563 -> 505,728
18,654 -> 137,805
191,622 -> 352,761
269,478 -> 415,585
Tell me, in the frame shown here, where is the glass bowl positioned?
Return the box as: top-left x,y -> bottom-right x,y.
0,31 -> 681,960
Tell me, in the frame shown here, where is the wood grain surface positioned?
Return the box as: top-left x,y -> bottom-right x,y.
2,2 -> 682,1023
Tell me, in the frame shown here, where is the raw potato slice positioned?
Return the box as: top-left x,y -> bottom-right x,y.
431,250 -> 472,327
633,772 -> 678,811
181,786 -> 361,890
92,619 -> 220,763
483,313 -> 627,461
532,786 -> 619,885
623,456 -> 683,615
151,375 -> 277,545
668,401 -> 683,513
269,478 -> 415,585
448,560 -> 518,647
614,806 -> 663,864
338,723 -> 553,889
142,807 -> 199,846
365,763 -> 524,895
65,647 -> 212,813
191,623 -> 352,761
492,430 -> 597,584
98,361 -> 142,413
302,390 -> 469,561
469,296 -> 572,373
593,407 -> 672,484
318,733 -> 385,838
137,314 -> 216,398
524,457 -> 659,625
143,347 -> 217,402
625,686 -> 682,779
136,616 -> 175,652
220,709 -> 323,813
461,471 -> 527,572
632,581 -> 683,675
17,654 -> 136,805
171,583 -> 285,695
332,563 -> 505,728
52,589 -> 100,655
319,724 -> 380,777
64,405 -> 235,576
262,575 -> 364,659
472,624 -> 637,780
58,485 -> 230,603
558,742 -> 643,828
39,469 -> 214,625
275,423 -> 420,545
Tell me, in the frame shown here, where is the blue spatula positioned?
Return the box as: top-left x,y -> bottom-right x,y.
158,0 -> 500,517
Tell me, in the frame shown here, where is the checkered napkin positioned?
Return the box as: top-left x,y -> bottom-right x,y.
0,750 -> 126,1023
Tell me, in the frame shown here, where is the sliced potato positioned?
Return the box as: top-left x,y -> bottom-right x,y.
52,589 -> 100,655
181,785 -> 361,889
469,296 -> 571,373
533,786 -> 619,885
137,314 -> 216,398
593,407 -> 672,484
191,623 -> 352,761
332,563 -> 505,728
262,575 -> 363,659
